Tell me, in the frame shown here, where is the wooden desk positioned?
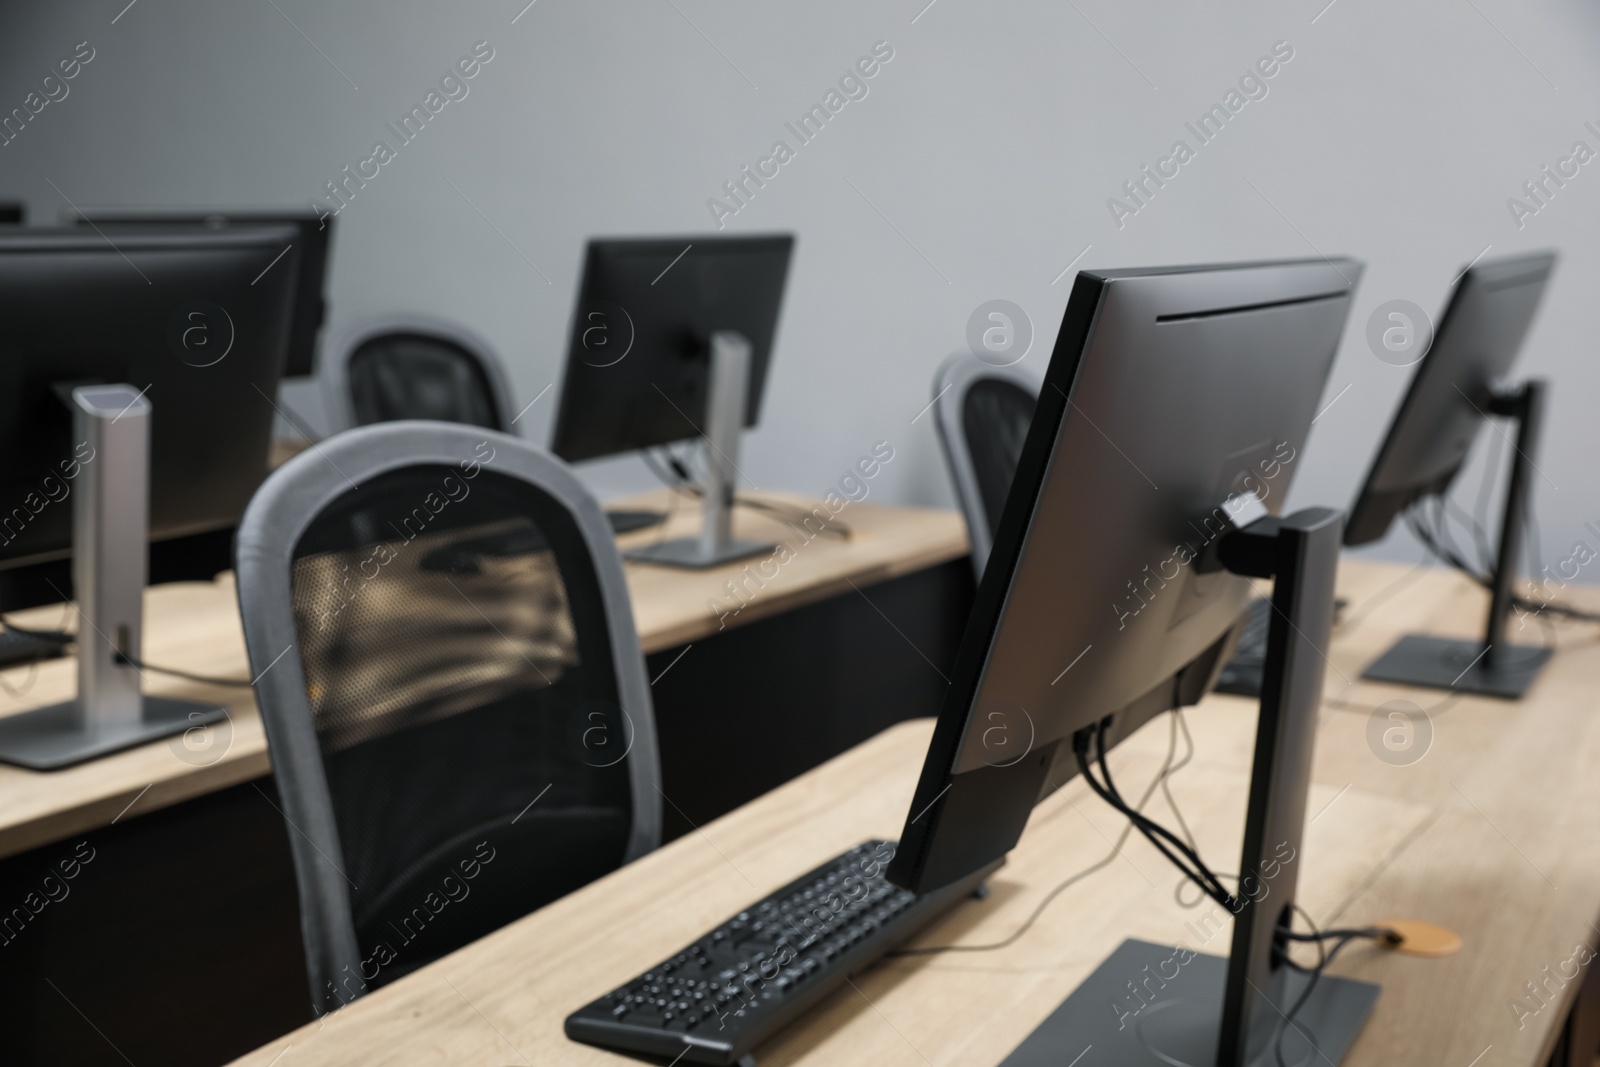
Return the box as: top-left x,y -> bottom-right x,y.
226,559 -> 1600,1067
0,493 -> 967,862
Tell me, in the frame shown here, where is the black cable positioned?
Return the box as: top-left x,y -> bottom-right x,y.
1075,714 -> 1400,1066
1093,720 -> 1237,908
1,617 -> 253,688
0,609 -> 74,697
1430,495 -> 1475,579
1410,499 -> 1600,623
737,495 -> 851,535
1279,925 -> 1398,944
0,617 -> 74,643
663,445 -> 695,485
115,653 -> 254,688
1471,430 -> 1505,574
895,709 -> 1195,957
641,446 -> 689,491
1271,910 -> 1396,1067
1078,721 -> 1239,912
1275,921 -> 1331,1066
640,444 -> 851,539
1401,434 -> 1600,625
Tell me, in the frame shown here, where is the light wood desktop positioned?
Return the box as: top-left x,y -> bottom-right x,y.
226,559 -> 1600,1067
0,491 -> 966,861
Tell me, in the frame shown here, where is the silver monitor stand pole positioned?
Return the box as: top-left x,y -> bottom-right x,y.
627,331 -> 776,569
0,385 -> 227,770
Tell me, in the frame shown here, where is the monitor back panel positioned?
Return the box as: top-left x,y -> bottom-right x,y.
0,228 -> 297,566
892,257 -> 1361,891
1346,251 -> 1554,545
550,235 -> 792,463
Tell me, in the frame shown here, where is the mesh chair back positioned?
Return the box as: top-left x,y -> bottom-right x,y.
322,316 -> 515,433
236,422 -> 658,1015
932,353 -> 1040,579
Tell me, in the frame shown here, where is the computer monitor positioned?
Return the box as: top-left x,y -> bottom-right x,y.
1345,251 -> 1556,698
0,226 -> 300,769
888,259 -> 1371,1065
67,208 -> 332,377
0,226 -> 300,569
550,235 -> 794,567
551,235 -> 791,462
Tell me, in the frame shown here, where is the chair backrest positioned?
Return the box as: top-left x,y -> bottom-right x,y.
235,421 -> 659,1015
932,352 -> 1041,579
321,315 -> 516,433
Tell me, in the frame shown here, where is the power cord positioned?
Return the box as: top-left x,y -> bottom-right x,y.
1270,905 -> 1398,1066
892,708 -> 1196,957
1078,718 -> 1239,912
0,616 -> 75,644
0,617 -> 253,688
641,445 -> 851,539
115,652 -> 254,688
1071,716 -> 1398,1065
892,707 -> 1402,1062
1407,440 -> 1600,625
1407,500 -> 1600,623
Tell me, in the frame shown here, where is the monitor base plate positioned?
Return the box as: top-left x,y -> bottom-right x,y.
1361,633 -> 1551,699
625,537 -> 774,570
0,696 -> 227,771
998,938 -> 1378,1067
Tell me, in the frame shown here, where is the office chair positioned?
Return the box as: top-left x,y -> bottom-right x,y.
322,315 -> 517,433
235,421 -> 660,1014
931,352 -> 1040,579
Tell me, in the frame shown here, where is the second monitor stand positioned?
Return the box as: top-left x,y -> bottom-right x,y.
999,508 -> 1379,1067
626,331 -> 776,570
1362,379 -> 1552,699
0,385 -> 226,770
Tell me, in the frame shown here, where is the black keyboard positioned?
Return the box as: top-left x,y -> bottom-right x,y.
565,840 -> 997,1066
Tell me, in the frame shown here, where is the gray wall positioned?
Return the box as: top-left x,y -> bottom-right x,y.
3,0 -> 1598,576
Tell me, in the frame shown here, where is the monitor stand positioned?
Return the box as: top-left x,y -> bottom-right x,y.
1000,508 -> 1379,1067
626,331 -> 775,569
0,385 -> 226,771
1362,380 -> 1552,699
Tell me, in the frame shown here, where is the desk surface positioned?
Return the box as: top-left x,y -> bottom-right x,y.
226,558 -> 1600,1067
0,492 -> 966,861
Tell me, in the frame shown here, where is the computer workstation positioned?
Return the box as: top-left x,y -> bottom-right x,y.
1344,251 -> 1582,698
562,257 -> 1460,1066
551,235 -> 796,561
1216,251 -> 1568,701
3,212 -> 1587,1062
0,222 -> 964,1066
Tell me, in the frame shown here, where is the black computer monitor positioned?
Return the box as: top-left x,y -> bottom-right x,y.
1346,252 -> 1553,544
0,226 -> 301,571
1346,251 -> 1555,698
888,259 -> 1372,1065
67,209 -> 332,377
549,235 -> 792,464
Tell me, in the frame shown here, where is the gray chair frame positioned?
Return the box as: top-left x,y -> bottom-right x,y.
932,352 -> 1043,581
235,420 -> 660,1013
320,314 -> 520,435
